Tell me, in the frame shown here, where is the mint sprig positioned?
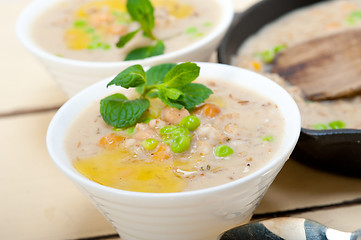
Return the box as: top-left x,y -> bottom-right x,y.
126,0 -> 155,39
107,64 -> 146,88
116,0 -> 165,60
125,41 -> 165,61
100,94 -> 150,128
100,62 -> 213,128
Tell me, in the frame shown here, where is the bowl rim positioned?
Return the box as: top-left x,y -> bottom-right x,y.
46,62 -> 301,199
15,0 -> 234,68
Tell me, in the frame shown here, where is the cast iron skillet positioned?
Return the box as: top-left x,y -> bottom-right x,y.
218,0 -> 361,177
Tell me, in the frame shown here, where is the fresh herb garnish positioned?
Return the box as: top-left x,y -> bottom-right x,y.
100,94 -> 150,128
125,40 -> 165,61
100,62 -> 213,128
127,0 -> 155,39
116,29 -> 140,48
116,0 -> 165,60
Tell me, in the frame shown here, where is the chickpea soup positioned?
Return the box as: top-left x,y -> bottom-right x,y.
233,0 -> 361,130
65,76 -> 285,193
32,0 -> 220,62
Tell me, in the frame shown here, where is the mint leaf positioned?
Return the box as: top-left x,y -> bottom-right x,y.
100,93 -> 150,128
125,40 -> 165,61
163,62 -> 200,88
178,83 -> 213,109
136,63 -> 177,95
164,88 -> 183,100
126,0 -> 155,39
158,87 -> 185,109
116,29 -> 139,48
144,88 -> 159,98
107,65 -> 146,88
146,63 -> 177,86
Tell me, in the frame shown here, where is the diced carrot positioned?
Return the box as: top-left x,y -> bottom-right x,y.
152,144 -> 171,161
195,103 -> 221,118
251,61 -> 262,71
326,22 -> 340,29
98,133 -> 125,150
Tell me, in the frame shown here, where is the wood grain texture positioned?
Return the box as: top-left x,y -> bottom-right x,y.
272,29 -> 361,100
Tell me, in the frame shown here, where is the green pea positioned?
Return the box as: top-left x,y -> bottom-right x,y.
214,145 -> 234,157
261,50 -> 275,63
350,10 -> 361,19
101,43 -> 111,50
186,26 -> 198,35
126,126 -> 136,135
346,16 -> 357,26
160,126 -> 177,135
262,135 -> 274,142
171,127 -> 190,138
345,11 -> 361,25
329,120 -> 346,129
179,115 -> 201,131
273,44 -> 286,54
203,21 -> 213,27
87,41 -> 101,49
160,126 -> 176,144
85,27 -> 95,33
171,135 -> 191,153
312,123 -> 328,130
74,19 -> 87,28
142,138 -> 158,150
92,35 -> 101,41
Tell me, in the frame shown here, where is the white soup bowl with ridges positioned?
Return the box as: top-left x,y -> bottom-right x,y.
46,62 -> 301,240
16,0 -> 234,97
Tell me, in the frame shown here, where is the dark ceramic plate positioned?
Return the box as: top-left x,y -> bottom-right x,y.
218,0 -> 361,177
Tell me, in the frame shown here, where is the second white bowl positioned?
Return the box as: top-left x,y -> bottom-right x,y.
16,0 -> 234,97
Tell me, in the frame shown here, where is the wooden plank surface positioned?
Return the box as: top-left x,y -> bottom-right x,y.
0,0 -> 67,115
1,0 -> 361,240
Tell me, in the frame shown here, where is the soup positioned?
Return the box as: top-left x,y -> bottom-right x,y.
233,0 -> 361,130
65,78 -> 285,193
32,0 -> 220,62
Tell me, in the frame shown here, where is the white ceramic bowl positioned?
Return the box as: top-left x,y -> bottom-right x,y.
16,0 -> 234,97
46,62 -> 301,240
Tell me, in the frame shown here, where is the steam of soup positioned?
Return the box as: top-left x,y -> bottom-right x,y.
32,0 -> 220,61
233,0 -> 361,130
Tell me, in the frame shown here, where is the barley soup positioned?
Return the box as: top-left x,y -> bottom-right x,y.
65,78 -> 285,193
32,0 -> 220,61
233,0 -> 361,130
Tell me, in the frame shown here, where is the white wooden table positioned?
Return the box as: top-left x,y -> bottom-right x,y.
1,1 -> 361,239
